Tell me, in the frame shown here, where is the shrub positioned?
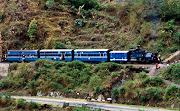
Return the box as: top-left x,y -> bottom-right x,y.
93,62 -> 122,73
9,62 -> 18,71
105,3 -> 117,12
28,80 -> 36,89
49,82 -> 63,91
151,76 -> 165,86
29,101 -> 40,109
163,63 -> 180,84
165,85 -> 179,101
141,87 -> 163,102
142,76 -> 165,87
67,0 -> 99,10
28,18 -> 37,40
53,61 -> 66,69
33,72 -> 40,79
159,0 -> 180,21
67,60 -> 87,70
46,0 -> 55,10
51,41 -> 66,49
118,87 -> 125,95
0,79 -> 10,89
72,106 -> 93,111
89,75 -> 102,92
142,77 -> 150,87
112,87 -> 118,100
16,99 -> 27,109
0,10 -> 3,21
74,19 -> 87,27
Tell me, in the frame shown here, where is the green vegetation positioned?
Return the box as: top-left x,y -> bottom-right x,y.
0,10 -> 3,21
0,0 -> 179,58
0,60 -> 135,97
112,71 -> 179,106
1,60 -> 179,108
0,94 -> 51,110
51,41 -> 66,49
159,0 -> 180,21
158,63 -> 180,84
28,18 -> 37,41
46,0 -> 55,10
72,106 -> 93,111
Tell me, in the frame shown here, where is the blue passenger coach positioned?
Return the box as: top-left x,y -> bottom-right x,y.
110,51 -> 128,62
74,49 -> 110,62
7,50 -> 39,62
39,49 -> 73,61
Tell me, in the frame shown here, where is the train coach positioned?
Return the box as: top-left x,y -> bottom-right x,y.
7,50 -> 39,62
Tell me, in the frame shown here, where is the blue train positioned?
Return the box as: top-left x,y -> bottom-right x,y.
6,46 -> 158,63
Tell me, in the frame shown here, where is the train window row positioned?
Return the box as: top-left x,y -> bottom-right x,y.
8,54 -> 37,56
40,54 -> 71,56
75,54 -> 107,56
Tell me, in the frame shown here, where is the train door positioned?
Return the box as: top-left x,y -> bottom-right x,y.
127,51 -> 132,61
62,52 -> 65,60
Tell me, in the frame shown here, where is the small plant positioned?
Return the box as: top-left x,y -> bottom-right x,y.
74,19 -> 87,27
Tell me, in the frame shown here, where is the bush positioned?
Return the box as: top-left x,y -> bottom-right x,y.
16,99 -> 27,109
28,18 -> 37,40
159,0 -> 180,21
112,87 -> 118,100
142,76 -> 165,87
29,101 -> 40,109
49,82 -> 63,91
118,87 -> 125,95
46,0 -> 55,10
165,85 -> 179,101
89,75 -> 102,92
0,10 -> 3,21
105,3 -> 117,12
163,63 -> 180,84
72,106 -> 93,111
151,76 -> 165,86
67,60 -> 87,70
141,87 -> 163,102
0,79 -> 10,89
67,0 -> 99,10
74,19 -> 87,27
9,62 -> 18,71
93,62 -> 122,73
51,41 -> 66,49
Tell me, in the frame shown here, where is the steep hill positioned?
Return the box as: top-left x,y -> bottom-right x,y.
0,0 -> 179,59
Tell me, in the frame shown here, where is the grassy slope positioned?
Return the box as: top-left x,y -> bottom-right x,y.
0,0 -> 179,59
0,60 -> 179,108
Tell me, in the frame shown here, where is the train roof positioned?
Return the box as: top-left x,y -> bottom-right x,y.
110,51 -> 128,53
40,49 -> 73,52
8,50 -> 39,52
74,49 -> 110,51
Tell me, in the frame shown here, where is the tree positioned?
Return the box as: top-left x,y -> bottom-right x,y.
28,18 -> 37,41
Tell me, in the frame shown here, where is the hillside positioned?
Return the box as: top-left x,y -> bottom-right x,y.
0,60 -> 179,108
0,0 -> 179,59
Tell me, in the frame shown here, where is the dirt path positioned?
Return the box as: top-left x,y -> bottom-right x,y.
148,51 -> 180,88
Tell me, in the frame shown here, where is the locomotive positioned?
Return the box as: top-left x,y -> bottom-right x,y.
5,46 -> 158,63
